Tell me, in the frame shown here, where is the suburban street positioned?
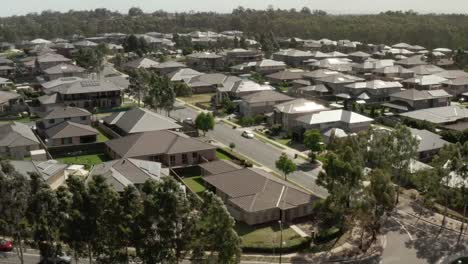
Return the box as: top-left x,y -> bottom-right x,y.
169,102 -> 328,197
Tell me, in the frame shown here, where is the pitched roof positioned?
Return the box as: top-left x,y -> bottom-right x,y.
394,55 -> 427,66
0,91 -> 20,104
186,73 -> 228,87
123,58 -> 159,69
240,90 -> 293,104
402,75 -> 448,86
187,52 -> 222,59
298,84 -> 329,93
409,65 -> 445,75
317,73 -> 364,84
345,80 -> 403,90
37,53 -> 71,64
43,63 -> 85,75
442,77 -> 468,86
105,130 -> 216,158
48,79 -> 122,94
167,68 -> 202,82
41,77 -> 84,90
266,70 -> 305,81
42,106 -> 91,120
435,70 -> 468,80
256,59 -> 286,68
102,107 -> 181,134
203,167 -> 318,212
45,121 -> 98,139
154,61 -> 186,69
274,49 -> 312,57
199,160 -> 241,175
37,94 -> 59,105
400,105 -> 468,124
89,158 -> 169,192
302,69 -> 339,79
296,109 -> 373,125
229,80 -> 275,94
348,51 -> 371,58
409,128 -> 450,153
10,160 -> 67,181
274,98 -> 328,114
0,122 -> 40,147
391,89 -> 451,101
373,65 -> 413,74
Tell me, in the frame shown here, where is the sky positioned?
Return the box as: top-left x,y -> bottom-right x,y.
1,0 -> 468,17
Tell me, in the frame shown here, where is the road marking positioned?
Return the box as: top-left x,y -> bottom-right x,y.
391,216 -> 414,241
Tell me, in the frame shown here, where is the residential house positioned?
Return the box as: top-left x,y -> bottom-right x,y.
239,91 -> 293,117
273,98 -> 329,130
342,80 -> 403,102
224,49 -> 262,65
230,59 -> 286,74
400,105 -> 468,127
410,128 -> 450,161
88,158 -> 170,192
302,69 -> 339,83
266,70 -> 306,85
442,78 -> 468,96
167,68 -> 203,82
0,57 -> 14,77
394,55 -> 427,68
42,63 -> 86,81
40,78 -> 122,112
186,52 -> 224,72
73,40 -> 98,49
0,91 -> 23,113
154,61 -> 187,75
123,58 -> 159,71
384,89 -> 452,112
10,160 -> 68,189
409,65 -> 445,76
201,161 -> 318,225
0,122 -> 41,159
348,51 -> 371,63
352,59 -> 394,78
37,107 -> 98,147
315,73 -> 364,95
184,73 -> 238,94
102,107 -> 181,136
295,109 -> 373,137
105,130 -> 217,167
36,53 -> 72,71
373,66 -> 414,81
402,75 -> 448,90
273,49 -> 314,67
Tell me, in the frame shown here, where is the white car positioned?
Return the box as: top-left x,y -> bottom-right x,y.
242,130 -> 255,139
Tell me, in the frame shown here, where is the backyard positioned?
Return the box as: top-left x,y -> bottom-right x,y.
57,153 -> 110,169
182,176 -> 206,195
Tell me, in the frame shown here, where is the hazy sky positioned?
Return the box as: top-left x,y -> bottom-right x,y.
1,0 -> 468,17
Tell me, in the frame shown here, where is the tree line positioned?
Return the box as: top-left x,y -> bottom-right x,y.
1,8 -> 468,49
0,160 -> 241,264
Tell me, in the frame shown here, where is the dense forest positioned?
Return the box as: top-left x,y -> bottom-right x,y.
1,7 -> 468,49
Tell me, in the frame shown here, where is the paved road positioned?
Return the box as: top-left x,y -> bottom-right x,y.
169,104 -> 327,197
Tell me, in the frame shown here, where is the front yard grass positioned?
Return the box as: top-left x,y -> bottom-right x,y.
57,154 -> 110,169
182,176 -> 206,194
216,150 -> 233,160
235,222 -> 307,249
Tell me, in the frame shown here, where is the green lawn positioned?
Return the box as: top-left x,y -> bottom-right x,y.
275,138 -> 291,146
182,176 -> 206,194
216,150 -> 233,160
0,116 -> 39,124
57,154 -> 110,169
96,129 -> 110,142
235,222 -> 307,249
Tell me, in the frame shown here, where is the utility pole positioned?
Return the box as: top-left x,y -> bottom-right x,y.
278,209 -> 284,264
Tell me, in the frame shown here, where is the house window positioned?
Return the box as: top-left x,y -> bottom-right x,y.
153,155 -> 161,162
182,154 -> 188,164
192,152 -> 197,159
64,118 -> 71,121
80,116 -> 87,121
170,155 -> 176,165
61,137 -> 72,145
49,119 -> 55,124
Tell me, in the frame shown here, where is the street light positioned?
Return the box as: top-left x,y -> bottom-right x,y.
278,219 -> 283,264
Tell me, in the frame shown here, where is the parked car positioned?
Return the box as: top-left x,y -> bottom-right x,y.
242,130 -> 255,139
0,239 -> 13,252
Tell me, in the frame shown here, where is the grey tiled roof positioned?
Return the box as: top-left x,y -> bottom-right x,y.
0,122 -> 40,147
43,63 -> 85,75
45,121 -> 98,139
102,107 -> 181,134
240,90 -> 293,104
400,105 -> 468,124
42,106 -> 91,120
105,130 -> 216,158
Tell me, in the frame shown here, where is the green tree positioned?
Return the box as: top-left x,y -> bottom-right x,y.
127,69 -> 148,107
76,48 -> 104,73
193,192 -> 241,264
174,82 -> 192,97
195,112 -> 215,136
275,153 -> 297,181
128,7 -> 144,16
389,125 -> 419,204
0,161 -> 31,264
303,129 -> 323,163
229,142 -> 236,151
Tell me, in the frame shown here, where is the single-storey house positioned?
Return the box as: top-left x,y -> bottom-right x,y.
105,130 -> 216,167
10,159 -> 68,189
186,52 -> 224,72
102,107 -> 181,136
273,49 -> 314,67
0,122 -> 41,159
410,128 -> 450,161
201,161 -> 319,225
42,63 -> 86,81
88,158 -> 170,192
400,105 -> 468,126
384,89 -> 451,112
239,91 -> 293,117
154,61 -> 187,75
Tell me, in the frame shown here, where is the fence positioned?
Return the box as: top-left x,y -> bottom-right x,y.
95,121 -> 121,139
47,142 -> 107,158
